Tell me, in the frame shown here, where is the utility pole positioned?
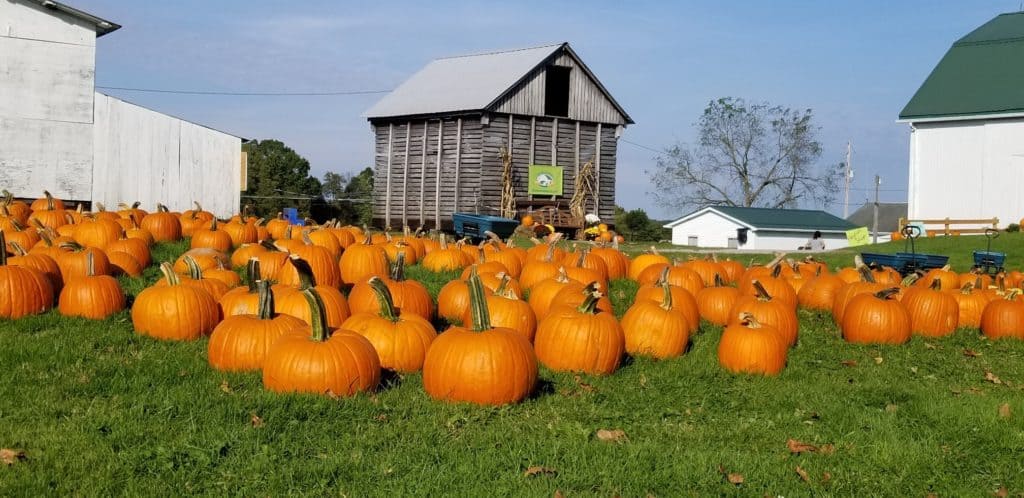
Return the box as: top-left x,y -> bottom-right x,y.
843,141 -> 853,218
872,175 -> 881,244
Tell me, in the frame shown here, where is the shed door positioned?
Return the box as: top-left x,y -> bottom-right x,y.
687,236 -> 698,246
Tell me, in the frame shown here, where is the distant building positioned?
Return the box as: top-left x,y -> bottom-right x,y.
846,202 -> 907,234
663,206 -> 858,251
364,43 -> 633,229
899,12 -> 1024,227
0,0 -> 244,217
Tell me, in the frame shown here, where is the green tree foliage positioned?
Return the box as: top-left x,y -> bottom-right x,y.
331,168 -> 374,226
242,139 -> 322,217
614,206 -> 666,242
648,97 -> 838,211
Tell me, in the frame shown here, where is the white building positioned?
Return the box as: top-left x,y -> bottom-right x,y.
663,206 -> 858,251
900,12 -> 1024,227
0,0 -> 243,217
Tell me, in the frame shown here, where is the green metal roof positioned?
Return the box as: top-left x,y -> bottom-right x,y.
900,13 -> 1024,121
710,206 -> 858,232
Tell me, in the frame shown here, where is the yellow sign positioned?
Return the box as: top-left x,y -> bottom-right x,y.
846,227 -> 871,247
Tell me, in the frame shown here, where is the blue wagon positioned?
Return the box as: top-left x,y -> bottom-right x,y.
452,213 -> 519,242
972,229 -> 1006,274
860,224 -> 949,276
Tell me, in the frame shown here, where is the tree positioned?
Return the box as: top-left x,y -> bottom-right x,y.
648,98 -> 839,212
321,172 -> 347,202
242,139 -> 322,217
613,206 -> 665,242
338,167 -> 374,226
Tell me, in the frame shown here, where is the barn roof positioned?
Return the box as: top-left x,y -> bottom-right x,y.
899,12 -> 1024,122
364,43 -> 633,123
846,202 -> 907,233
664,206 -> 858,233
21,0 -> 121,36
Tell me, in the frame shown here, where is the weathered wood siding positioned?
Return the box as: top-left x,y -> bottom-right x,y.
372,117 -> 483,229
92,93 -> 242,217
493,50 -> 627,125
0,0 -> 96,200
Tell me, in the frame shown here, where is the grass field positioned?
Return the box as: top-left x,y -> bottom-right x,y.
3,235 -> 1024,496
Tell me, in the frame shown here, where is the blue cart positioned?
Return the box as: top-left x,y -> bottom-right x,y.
861,225 -> 949,276
452,213 -> 520,242
972,229 -> 1006,274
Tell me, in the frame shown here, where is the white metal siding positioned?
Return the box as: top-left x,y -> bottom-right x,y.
910,119 -> 1024,225
751,231 -> 850,251
1,0 -> 97,46
92,93 -> 241,217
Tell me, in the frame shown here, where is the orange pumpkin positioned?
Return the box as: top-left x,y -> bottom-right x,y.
841,288 -> 911,344
208,280 -> 305,371
718,313 -> 787,376
132,263 -> 220,340
0,231 -> 55,318
534,284 -> 625,375
57,252 -> 125,319
621,280 -> 693,359
696,274 -> 740,326
340,277 -> 437,373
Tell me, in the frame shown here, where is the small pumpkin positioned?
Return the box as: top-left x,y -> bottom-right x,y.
696,273 -> 739,326
338,235 -> 390,287
132,263 -> 220,340
348,253 -> 433,320
341,277 -> 437,373
140,204 -> 182,242
621,279 -> 693,359
0,231 -> 55,318
729,280 -> 798,346
208,280 -> 305,371
841,288 -> 911,345
275,256 -> 350,329
901,279 -> 959,337
980,291 -> 1024,340
718,313 -> 788,376
191,218 -> 233,253
57,251 -> 125,319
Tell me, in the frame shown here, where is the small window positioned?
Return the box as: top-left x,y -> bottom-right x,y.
687,236 -> 698,246
727,238 -> 738,249
545,66 -> 571,117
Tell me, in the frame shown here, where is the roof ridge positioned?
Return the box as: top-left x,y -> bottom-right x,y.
435,43 -> 565,61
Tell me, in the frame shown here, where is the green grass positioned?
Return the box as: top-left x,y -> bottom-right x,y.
3,237 -> 1024,496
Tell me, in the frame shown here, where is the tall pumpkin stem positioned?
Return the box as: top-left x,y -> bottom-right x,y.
391,252 -> 407,282
0,231 -> 7,266
368,277 -> 400,322
575,282 -> 603,314
659,279 -> 674,311
875,287 -> 901,300
738,312 -> 761,328
655,265 -> 671,287
159,262 -> 180,286
288,255 -> 318,289
182,255 -> 203,280
466,268 -> 493,332
44,190 -> 54,211
301,288 -> 331,342
246,258 -> 261,292
85,251 -> 95,277
929,279 -> 942,291
751,279 -> 772,301
256,280 -> 275,320
494,273 -> 512,295
713,273 -> 726,288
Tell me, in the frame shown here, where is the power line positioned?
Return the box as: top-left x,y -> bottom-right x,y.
96,85 -> 392,96
620,138 -> 672,156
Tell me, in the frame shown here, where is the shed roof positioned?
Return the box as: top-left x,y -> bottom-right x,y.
664,206 -> 858,233
846,202 -> 907,233
21,0 -> 121,36
899,12 -> 1024,122
364,42 -> 633,123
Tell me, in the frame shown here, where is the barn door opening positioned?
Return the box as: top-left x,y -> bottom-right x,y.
545,66 -> 570,117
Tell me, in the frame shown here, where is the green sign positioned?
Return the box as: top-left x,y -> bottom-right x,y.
846,227 -> 871,247
528,164 -> 563,196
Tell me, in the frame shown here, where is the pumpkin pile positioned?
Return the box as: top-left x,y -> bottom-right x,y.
7,191 -> 1024,407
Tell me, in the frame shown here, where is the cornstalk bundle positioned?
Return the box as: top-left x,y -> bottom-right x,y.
570,159 -> 596,220
499,147 -> 516,219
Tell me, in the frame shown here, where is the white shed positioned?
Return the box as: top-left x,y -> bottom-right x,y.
663,206 -> 858,251
900,12 -> 1024,227
0,0 -> 243,217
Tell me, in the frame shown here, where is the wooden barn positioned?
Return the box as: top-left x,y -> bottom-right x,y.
364,43 -> 633,230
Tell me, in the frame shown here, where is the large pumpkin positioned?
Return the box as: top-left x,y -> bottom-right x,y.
621,280 -> 693,359
0,231 -> 55,318
841,288 -> 911,345
718,313 -> 788,376
140,204 -> 182,242
262,288 -> 381,396
422,270 -> 537,405
534,284 -> 625,375
57,252 -> 125,319
341,277 -> 437,373
208,280 -> 305,371
191,218 -> 233,253
628,247 -> 669,281
980,293 -> 1024,340
901,279 -> 958,337
132,263 -> 220,340
339,236 -> 389,287
729,280 -> 798,347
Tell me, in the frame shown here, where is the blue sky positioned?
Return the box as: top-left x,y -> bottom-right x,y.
77,0 -> 1017,219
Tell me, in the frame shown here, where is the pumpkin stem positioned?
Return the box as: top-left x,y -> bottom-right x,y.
975,275 -> 983,290
288,255 -> 318,289
574,249 -> 586,268
575,282 -> 603,314
960,283 -> 974,295
246,258 -> 261,292
900,273 -> 919,287
44,190 -> 55,211
85,251 -> 95,277
256,280 -> 275,320
159,262 -> 180,286
59,241 -> 85,253
751,279 -> 772,301
929,278 -> 942,291
654,265 -> 671,287
874,287 -> 901,300
8,241 -> 28,257
738,312 -> 761,328
713,273 -> 726,288
0,231 -> 6,266
438,233 -> 448,250
1005,289 -> 1020,301
301,288 -> 331,342
770,263 -> 782,278
857,265 -> 876,283
157,203 -> 168,213
182,255 -> 203,280
466,268 -> 493,332
493,272 -> 511,295
659,279 -> 674,311
367,276 -> 400,322
391,252 -> 407,282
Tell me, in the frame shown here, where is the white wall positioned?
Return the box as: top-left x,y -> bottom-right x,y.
669,211 -> 745,247
910,119 -> 1024,226
749,230 -> 850,251
93,94 -> 241,217
0,0 -> 96,200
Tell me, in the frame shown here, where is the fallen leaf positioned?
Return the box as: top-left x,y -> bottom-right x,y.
639,374 -> 648,387
999,403 -> 1011,418
910,367 -> 918,374
994,485 -> 1009,497
0,448 -> 26,465
596,429 -> 627,443
924,342 -> 937,349
219,380 -> 233,394
374,414 -> 388,422
574,375 -> 596,393
250,414 -> 264,428
795,465 -> 810,482
819,443 -> 835,455
554,491 -> 565,498
524,465 -> 557,477
985,371 -> 1003,385
873,357 -> 884,365
821,471 -> 832,484
885,404 -> 898,413
787,438 -> 819,454
926,494 -> 937,498
964,348 -> 980,358
840,360 -> 858,367
717,464 -> 744,485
